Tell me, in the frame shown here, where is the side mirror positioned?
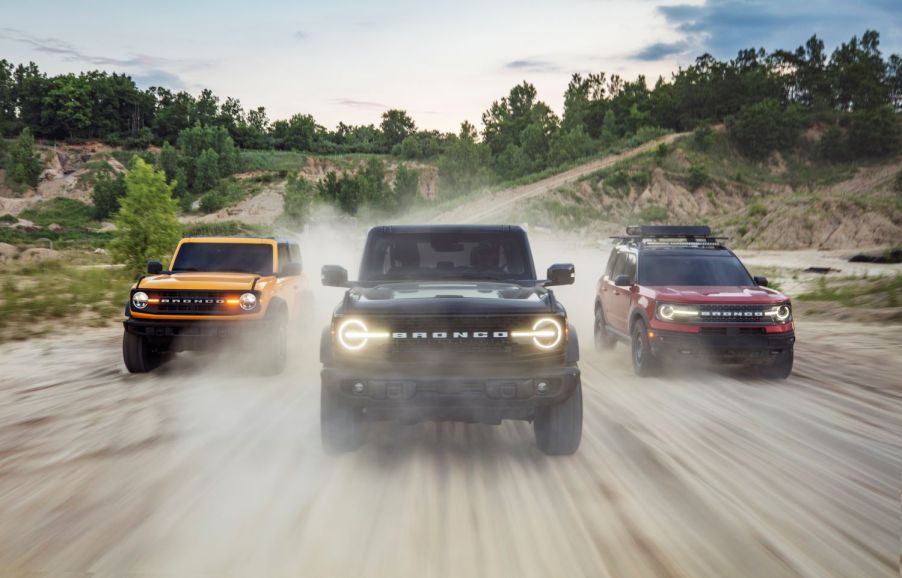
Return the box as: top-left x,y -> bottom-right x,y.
613,274 -> 633,287
147,260 -> 163,275
322,265 -> 349,287
545,263 -> 575,286
279,262 -> 301,277
753,276 -> 768,287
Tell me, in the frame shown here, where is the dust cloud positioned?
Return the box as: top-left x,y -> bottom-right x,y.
0,219 -> 900,577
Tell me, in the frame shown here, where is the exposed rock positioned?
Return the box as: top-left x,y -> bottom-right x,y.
14,219 -> 40,232
48,223 -> 63,232
19,248 -> 61,262
0,242 -> 18,263
93,248 -> 108,255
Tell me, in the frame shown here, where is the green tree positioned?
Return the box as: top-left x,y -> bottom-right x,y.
271,113 -> 321,151
5,127 -> 43,188
194,148 -> 220,193
110,158 -> 181,275
437,122 -> 491,195
847,105 -> 900,157
392,164 -> 420,207
91,167 -> 126,219
726,99 -> 801,159
283,174 -> 314,223
380,109 -> 416,149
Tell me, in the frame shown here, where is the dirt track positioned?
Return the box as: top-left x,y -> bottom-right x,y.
0,231 -> 900,577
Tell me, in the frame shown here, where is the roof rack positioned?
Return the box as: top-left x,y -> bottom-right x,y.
611,225 -> 728,248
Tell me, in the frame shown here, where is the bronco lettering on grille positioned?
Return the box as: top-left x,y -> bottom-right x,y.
391,331 -> 510,339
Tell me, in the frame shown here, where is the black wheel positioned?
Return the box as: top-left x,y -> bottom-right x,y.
122,329 -> 164,373
321,384 -> 362,454
594,304 -> 617,351
258,311 -> 288,376
757,349 -> 793,379
631,319 -> 659,377
534,379 -> 582,455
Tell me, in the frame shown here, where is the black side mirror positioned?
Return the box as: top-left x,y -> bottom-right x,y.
147,260 -> 163,275
545,263 -> 575,286
614,274 -> 633,287
753,276 -> 768,287
322,265 -> 349,287
279,262 -> 301,277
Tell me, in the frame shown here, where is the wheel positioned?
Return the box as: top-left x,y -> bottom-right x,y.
122,329 -> 164,373
594,304 -> 617,351
321,384 -> 362,454
631,319 -> 659,377
258,311 -> 288,376
757,349 -> 793,379
534,379 -> 582,455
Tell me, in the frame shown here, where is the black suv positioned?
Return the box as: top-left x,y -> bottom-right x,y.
320,225 -> 582,455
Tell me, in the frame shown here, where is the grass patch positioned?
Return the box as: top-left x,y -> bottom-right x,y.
797,275 -> 901,308
19,198 -> 97,228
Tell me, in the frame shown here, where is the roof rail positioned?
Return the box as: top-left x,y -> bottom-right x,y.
611,225 -> 728,248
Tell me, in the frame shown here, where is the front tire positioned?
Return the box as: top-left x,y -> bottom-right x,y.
534,380 -> 582,455
258,307 -> 288,376
757,349 -> 793,379
321,385 -> 362,454
631,319 -> 659,377
122,330 -> 164,373
594,304 -> 617,351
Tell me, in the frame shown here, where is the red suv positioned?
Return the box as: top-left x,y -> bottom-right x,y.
594,226 -> 795,378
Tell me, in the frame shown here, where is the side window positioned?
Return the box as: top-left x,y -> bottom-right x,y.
623,252 -> 637,281
290,243 -> 302,271
277,243 -> 290,271
604,250 -> 619,278
610,252 -> 626,278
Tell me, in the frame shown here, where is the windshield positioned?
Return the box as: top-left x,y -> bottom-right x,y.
639,253 -> 754,286
171,243 -> 274,275
360,231 -> 535,282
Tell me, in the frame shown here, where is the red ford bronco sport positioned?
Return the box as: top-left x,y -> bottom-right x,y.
594,226 -> 795,378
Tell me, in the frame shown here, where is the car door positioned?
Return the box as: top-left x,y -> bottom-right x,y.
601,250 -> 626,333
606,251 -> 636,334
275,243 -> 300,317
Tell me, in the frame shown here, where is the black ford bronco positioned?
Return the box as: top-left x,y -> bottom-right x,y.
320,225 -> 582,455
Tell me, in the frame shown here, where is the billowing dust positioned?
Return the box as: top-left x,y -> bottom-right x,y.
0,223 -> 900,578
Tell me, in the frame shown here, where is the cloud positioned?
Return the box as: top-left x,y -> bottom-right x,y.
130,69 -> 188,90
632,40 -> 689,61
503,59 -> 561,73
331,98 -> 387,109
294,30 -> 309,40
656,0 -> 902,57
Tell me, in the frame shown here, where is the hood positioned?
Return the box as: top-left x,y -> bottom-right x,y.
648,285 -> 788,304
344,281 -> 556,315
137,272 -> 264,291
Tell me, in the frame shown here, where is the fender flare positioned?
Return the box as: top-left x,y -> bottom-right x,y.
566,323 -> 580,364
628,307 -> 651,334
320,326 -> 333,364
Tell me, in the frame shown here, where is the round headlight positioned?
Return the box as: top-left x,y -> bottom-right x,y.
338,318 -> 369,351
776,304 -> 791,321
132,291 -> 149,310
239,292 -> 257,311
531,317 -> 563,350
658,304 -> 675,320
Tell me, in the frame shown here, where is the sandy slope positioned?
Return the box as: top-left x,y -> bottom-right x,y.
0,232 -> 899,577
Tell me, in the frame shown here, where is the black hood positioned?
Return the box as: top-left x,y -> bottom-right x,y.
338,281 -> 560,316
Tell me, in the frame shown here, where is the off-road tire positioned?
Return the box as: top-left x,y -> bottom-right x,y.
258,308 -> 288,376
321,384 -> 362,454
594,304 -> 617,351
757,349 -> 794,380
534,380 -> 582,455
631,319 -> 660,377
122,330 -> 164,373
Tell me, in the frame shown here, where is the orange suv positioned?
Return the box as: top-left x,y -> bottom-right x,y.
122,236 -> 307,374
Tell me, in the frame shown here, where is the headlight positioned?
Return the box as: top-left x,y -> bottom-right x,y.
656,303 -> 699,321
512,317 -> 563,350
765,303 -> 792,323
239,292 -> 257,311
132,291 -> 149,310
337,318 -> 389,351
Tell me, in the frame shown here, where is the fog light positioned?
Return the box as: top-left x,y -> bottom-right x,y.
352,382 -> 365,394
536,381 -> 549,394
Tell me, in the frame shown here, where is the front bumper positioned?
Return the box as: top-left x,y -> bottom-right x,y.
649,328 -> 795,363
124,317 -> 274,351
322,364 -> 580,423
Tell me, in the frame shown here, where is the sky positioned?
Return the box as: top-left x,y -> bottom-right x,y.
1,0 -> 900,132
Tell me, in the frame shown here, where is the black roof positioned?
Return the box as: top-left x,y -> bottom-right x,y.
369,225 -> 525,234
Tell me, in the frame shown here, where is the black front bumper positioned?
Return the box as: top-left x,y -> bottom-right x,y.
322,364 -> 580,423
649,328 -> 795,363
124,317 -> 273,351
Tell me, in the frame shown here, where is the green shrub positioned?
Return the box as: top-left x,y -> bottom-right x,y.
692,124 -> 714,151
726,99 -> 801,159
895,170 -> 902,193
654,143 -> 669,164
819,125 -> 847,162
4,128 -> 43,189
282,174 -> 314,224
0,213 -> 18,224
184,221 -> 271,237
91,168 -> 127,220
638,205 -> 668,223
630,170 -> 650,190
20,198 -> 95,229
747,202 -> 768,217
687,163 -> 709,190
392,164 -> 420,207
847,105 -> 900,158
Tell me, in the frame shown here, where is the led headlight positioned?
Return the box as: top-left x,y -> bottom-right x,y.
239,292 -> 257,311
337,319 -> 389,351
765,303 -> 792,323
132,291 -> 149,310
512,317 -> 563,350
656,303 -> 699,321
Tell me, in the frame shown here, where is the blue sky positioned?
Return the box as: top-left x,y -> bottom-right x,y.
1,0 -> 899,131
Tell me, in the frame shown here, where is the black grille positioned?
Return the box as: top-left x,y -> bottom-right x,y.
698,304 -> 768,323
139,290 -> 253,315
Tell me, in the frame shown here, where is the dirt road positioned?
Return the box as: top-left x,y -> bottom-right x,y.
0,231 -> 899,577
